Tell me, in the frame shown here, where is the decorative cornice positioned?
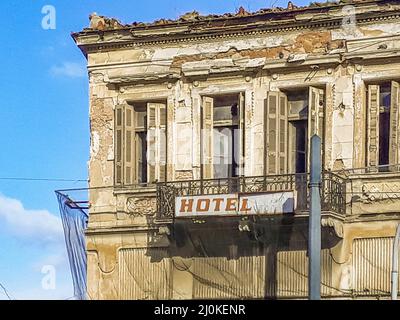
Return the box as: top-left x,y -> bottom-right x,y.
74,10 -> 400,55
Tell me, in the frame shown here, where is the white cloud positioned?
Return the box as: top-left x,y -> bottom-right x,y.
0,194 -> 76,300
50,62 -> 86,78
32,253 -> 68,272
0,194 -> 64,245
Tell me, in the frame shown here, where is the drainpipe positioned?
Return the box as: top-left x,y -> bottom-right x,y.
391,223 -> 400,300
309,135 -> 321,300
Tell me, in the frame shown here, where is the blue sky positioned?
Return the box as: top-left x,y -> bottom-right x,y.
0,0 -> 314,300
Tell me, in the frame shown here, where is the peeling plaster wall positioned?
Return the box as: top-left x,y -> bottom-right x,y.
332,74 -> 354,170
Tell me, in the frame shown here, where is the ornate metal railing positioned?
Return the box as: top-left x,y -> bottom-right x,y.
156,172 -> 347,220
321,171 -> 347,215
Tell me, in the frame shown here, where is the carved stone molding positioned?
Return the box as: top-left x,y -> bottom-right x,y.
361,182 -> 400,203
126,197 -> 156,216
78,12 -> 400,53
175,170 -> 193,181
322,217 -> 344,238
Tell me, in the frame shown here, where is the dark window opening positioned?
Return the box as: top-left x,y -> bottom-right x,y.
290,120 -> 308,173
133,104 -> 148,183
379,84 -> 391,170
136,131 -> 147,184
379,112 -> 390,168
286,90 -> 309,174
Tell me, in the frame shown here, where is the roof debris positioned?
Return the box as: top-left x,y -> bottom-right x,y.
85,1 -> 390,32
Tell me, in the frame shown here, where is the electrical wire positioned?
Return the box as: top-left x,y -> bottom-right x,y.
0,177 -> 87,182
0,282 -> 14,301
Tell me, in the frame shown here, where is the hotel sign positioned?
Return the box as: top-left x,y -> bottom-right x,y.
175,192 -> 295,218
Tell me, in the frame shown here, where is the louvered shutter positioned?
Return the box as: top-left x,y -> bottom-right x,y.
202,97 -> 214,179
159,104 -> 167,182
115,105 -> 124,185
389,81 -> 400,166
265,92 -> 288,175
239,92 -> 245,176
147,103 -> 157,183
278,93 -> 288,174
265,92 -> 278,175
308,87 -> 325,137
147,103 -> 167,183
367,85 -> 380,168
308,87 -> 324,171
124,104 -> 135,185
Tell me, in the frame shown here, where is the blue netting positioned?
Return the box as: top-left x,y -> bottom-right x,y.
56,191 -> 88,300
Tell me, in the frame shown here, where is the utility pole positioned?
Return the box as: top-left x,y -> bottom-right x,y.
309,134 -> 321,300
391,223 -> 400,300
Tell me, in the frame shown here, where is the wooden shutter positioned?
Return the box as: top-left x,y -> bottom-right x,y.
367,85 -> 380,168
202,97 -> 214,179
115,105 -> 124,185
239,92 -> 245,176
278,93 -> 288,174
159,104 -> 167,182
147,103 -> 167,183
308,87 -> 324,137
124,104 -> 135,185
389,81 -> 400,166
264,92 -> 288,175
115,103 -> 135,186
308,87 -> 324,171
147,103 -> 157,183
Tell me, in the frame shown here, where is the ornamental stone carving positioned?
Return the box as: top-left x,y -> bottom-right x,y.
126,197 -> 156,216
361,182 -> 400,203
321,217 -> 344,238
175,171 -> 193,181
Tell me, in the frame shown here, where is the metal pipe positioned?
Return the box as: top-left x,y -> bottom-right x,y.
309,135 -> 321,300
391,223 -> 400,300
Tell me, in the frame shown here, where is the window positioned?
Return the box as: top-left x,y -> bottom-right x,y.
114,101 -> 167,186
264,87 -> 325,175
379,84 -> 390,167
201,93 -> 245,179
133,105 -> 147,183
287,90 -> 308,174
366,82 -> 400,171
289,120 -> 307,174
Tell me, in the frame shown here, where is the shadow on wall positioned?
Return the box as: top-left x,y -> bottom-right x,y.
141,216 -> 342,299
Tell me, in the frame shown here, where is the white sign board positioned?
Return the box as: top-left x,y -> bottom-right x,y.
175,192 -> 295,218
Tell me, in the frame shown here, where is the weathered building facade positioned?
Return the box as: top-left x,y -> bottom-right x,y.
73,0 -> 400,299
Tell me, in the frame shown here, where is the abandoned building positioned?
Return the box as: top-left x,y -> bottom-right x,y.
71,0 -> 400,299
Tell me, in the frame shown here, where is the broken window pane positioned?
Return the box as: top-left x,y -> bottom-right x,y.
287,90 -> 308,118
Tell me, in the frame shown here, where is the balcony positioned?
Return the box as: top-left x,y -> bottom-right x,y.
156,172 -> 347,222
338,165 -> 400,220
56,166 -> 400,233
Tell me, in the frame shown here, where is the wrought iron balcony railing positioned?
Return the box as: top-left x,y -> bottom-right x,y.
156,172 -> 347,220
